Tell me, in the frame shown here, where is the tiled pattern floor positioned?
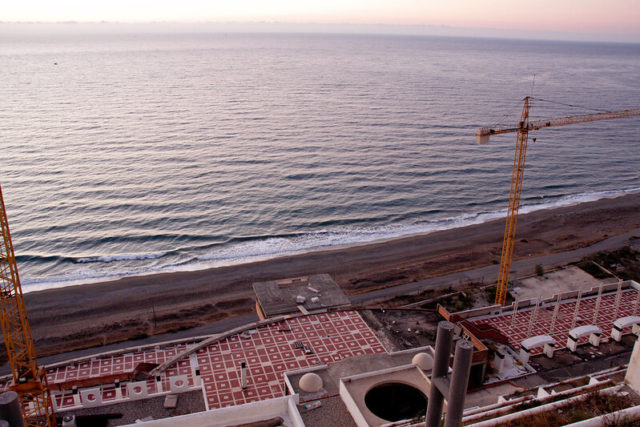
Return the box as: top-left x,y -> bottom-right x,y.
197,311 -> 386,409
0,311 -> 386,411
473,289 -> 640,355
0,344 -> 195,401
47,345 -> 196,408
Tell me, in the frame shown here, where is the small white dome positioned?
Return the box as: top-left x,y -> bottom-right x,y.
299,373 -> 323,392
412,352 -> 433,370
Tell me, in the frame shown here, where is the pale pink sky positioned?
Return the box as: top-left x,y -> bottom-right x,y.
3,0 -> 639,42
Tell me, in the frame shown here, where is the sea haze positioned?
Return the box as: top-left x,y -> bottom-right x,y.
1,32 -> 639,291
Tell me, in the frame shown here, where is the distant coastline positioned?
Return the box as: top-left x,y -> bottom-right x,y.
1,21 -> 639,44
20,186 -> 640,292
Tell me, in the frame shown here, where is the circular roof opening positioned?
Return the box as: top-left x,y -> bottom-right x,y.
364,382 -> 427,422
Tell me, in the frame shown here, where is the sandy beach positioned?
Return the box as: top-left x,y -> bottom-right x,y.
17,192 -> 640,361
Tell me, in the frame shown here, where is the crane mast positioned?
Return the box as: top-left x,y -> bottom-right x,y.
478,97 -> 640,306
0,185 -> 55,426
494,97 -> 530,307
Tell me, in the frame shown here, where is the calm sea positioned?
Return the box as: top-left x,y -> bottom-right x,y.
1,31 -> 639,291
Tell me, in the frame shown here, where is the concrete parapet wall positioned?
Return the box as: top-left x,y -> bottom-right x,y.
340,380 -> 367,427
120,395 -> 304,427
53,378 -> 202,413
464,381 -> 619,426
449,304 -> 503,319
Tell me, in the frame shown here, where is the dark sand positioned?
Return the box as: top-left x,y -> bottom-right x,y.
20,192 -> 640,359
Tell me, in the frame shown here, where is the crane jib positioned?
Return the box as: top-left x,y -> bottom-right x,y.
477,107 -> 640,143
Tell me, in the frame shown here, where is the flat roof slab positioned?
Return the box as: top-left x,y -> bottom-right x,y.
253,274 -> 351,317
199,311 -> 385,409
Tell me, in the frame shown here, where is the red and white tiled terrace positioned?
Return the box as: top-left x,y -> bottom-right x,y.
197,310 -> 385,409
472,287 -> 640,356
1,310 -> 387,412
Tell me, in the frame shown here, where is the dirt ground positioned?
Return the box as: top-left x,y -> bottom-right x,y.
512,265 -> 610,300
363,309 -> 441,351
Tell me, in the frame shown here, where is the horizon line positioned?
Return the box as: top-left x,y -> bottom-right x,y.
2,21 -> 639,44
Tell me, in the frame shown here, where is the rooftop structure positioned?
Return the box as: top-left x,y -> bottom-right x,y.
0,310 -> 386,422
253,274 -> 351,319
3,278 -> 640,426
449,280 -> 640,357
284,346 -> 435,426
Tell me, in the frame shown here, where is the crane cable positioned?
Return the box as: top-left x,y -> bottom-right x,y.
488,97 -> 531,130
489,97 -> 614,132
530,97 -> 611,113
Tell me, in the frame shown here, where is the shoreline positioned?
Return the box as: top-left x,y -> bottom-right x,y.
22,187 -> 640,293
17,192 -> 640,361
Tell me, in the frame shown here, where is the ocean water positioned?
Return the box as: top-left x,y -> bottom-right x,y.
1,31 -> 639,291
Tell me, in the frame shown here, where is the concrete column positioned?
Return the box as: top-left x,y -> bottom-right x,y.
571,290 -> 583,330
626,338 -> 640,394
543,343 -> 555,358
549,295 -> 561,335
510,299 -> 519,329
115,381 -> 123,400
425,321 -> 454,427
614,280 -> 623,319
444,340 -> 474,427
593,285 -> 603,324
72,386 -> 81,406
526,297 -> 541,337
0,391 -> 26,427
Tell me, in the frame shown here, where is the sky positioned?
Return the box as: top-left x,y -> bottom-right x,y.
2,0 -> 640,43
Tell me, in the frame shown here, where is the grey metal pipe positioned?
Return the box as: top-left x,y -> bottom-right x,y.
0,391 -> 25,427
241,361 -> 248,389
444,340 -> 474,427
425,321 -> 454,427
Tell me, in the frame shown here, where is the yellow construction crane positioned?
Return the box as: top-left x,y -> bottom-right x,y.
477,97 -> 640,306
0,185 -> 55,426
